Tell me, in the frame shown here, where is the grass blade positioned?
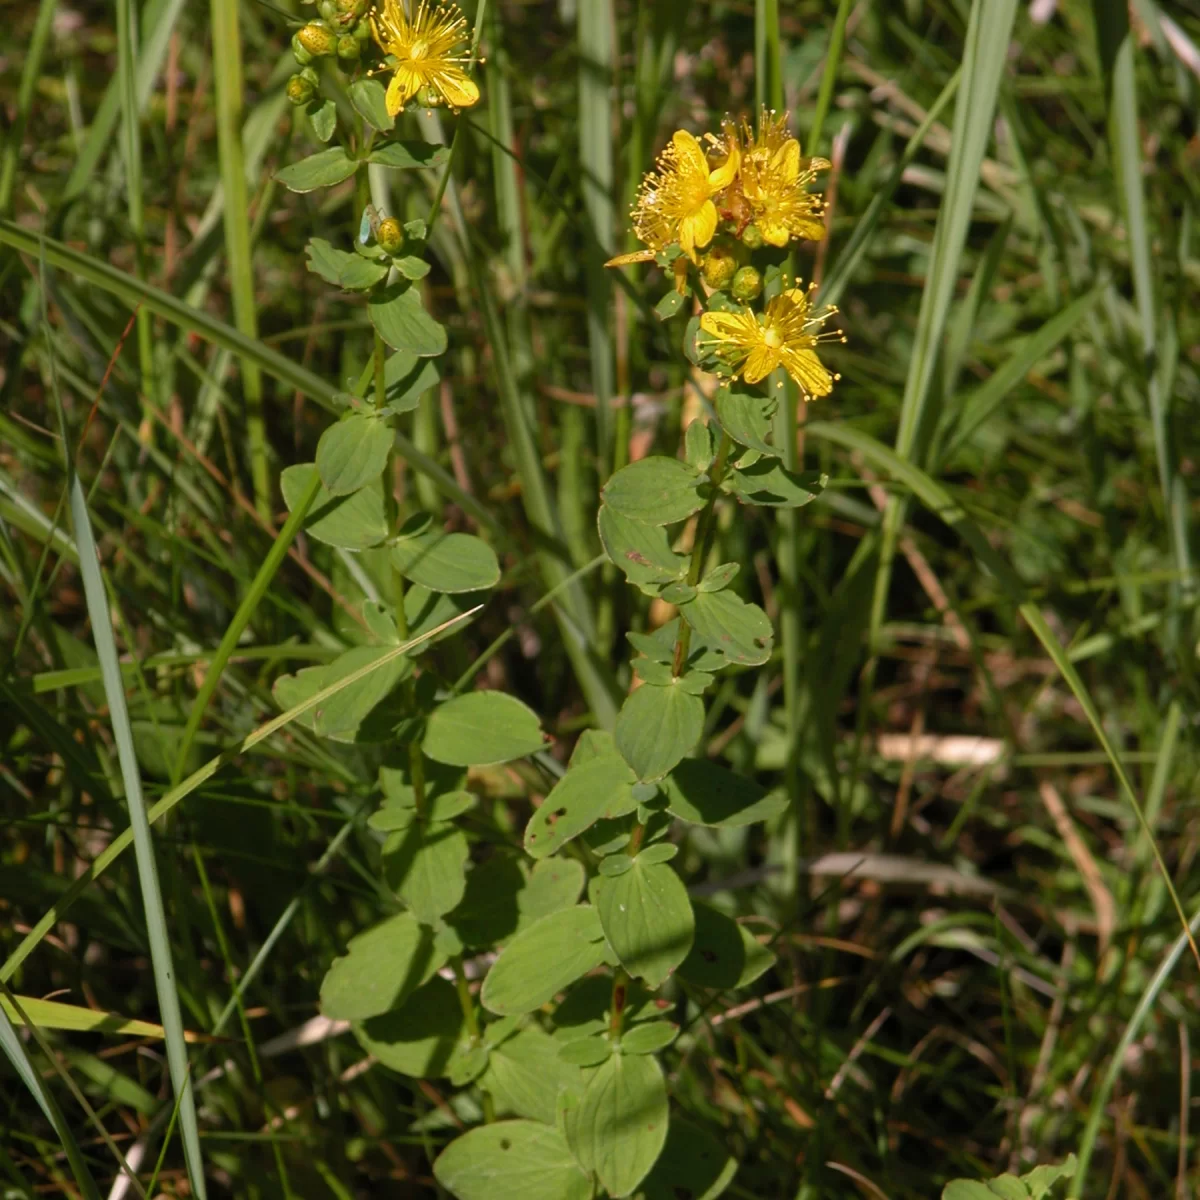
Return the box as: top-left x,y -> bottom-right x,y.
0,0 -> 56,214
66,471 -> 209,1198
210,0 -> 269,518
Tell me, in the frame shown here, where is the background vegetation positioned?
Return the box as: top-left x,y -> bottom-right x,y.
2,0 -> 1200,1196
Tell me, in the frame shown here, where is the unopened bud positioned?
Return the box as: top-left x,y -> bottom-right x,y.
297,21 -> 337,56
701,240 -> 739,290
318,0 -> 339,20
418,84 -> 443,108
336,0 -> 368,16
377,217 -> 404,254
740,222 -> 764,250
731,265 -> 763,303
291,31 -> 314,65
287,73 -> 317,106
336,34 -> 360,60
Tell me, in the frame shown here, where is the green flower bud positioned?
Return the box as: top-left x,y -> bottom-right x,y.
701,239 -> 739,290
335,0 -> 368,17
377,217 -> 404,255
418,84 -> 443,108
286,73 -> 316,106
740,222 -> 765,250
731,265 -> 763,303
297,21 -> 337,57
291,31 -> 314,66
352,17 -> 370,39
318,0 -> 339,20
299,66 -> 320,87
336,34 -> 360,60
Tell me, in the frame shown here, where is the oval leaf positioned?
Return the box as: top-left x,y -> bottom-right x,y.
368,141 -> 452,170
724,460 -> 827,508
639,1117 -> 738,1200
568,1052 -> 669,1198
598,505 -> 688,592
677,902 -> 775,990
677,589 -> 773,667
384,821 -> 470,924
275,146 -> 357,192
615,681 -> 704,782
591,859 -> 694,989
480,1026 -> 584,1125
281,463 -> 388,550
524,753 -> 638,859
714,386 -> 779,456
369,283 -> 447,357
391,530 -> 501,594
356,976 -> 463,1078
319,912 -> 443,1021
434,1121 -> 592,1200
662,759 -> 788,827
601,456 -> 708,525
348,77 -> 394,132
619,1019 -> 678,1055
424,692 -> 547,767
480,905 -> 608,1016
316,413 -> 393,497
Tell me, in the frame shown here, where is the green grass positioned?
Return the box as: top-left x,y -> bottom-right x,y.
3,1 -> 1200,1197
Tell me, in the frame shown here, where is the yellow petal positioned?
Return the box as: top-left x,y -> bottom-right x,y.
699,310 -> 759,345
431,67 -> 480,111
385,67 -> 421,116
707,140 -> 741,190
684,200 -> 718,252
604,248 -> 657,268
743,345 -> 780,384
759,219 -> 790,248
671,129 -> 708,175
770,138 -> 801,182
805,156 -> 833,173
790,217 -> 827,242
781,348 -> 834,397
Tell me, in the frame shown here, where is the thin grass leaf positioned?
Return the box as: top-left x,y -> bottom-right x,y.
0,0 -> 56,214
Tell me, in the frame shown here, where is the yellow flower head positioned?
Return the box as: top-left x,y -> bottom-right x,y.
614,129 -> 740,265
369,0 -> 480,117
699,282 -> 844,399
731,107 -> 830,247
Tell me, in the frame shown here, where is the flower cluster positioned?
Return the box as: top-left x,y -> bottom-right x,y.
608,107 -> 843,400
369,0 -> 480,116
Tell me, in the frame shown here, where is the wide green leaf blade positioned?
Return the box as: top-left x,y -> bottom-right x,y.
481,905 -> 609,1016
281,463 -> 389,550
480,1026 -> 584,1125
356,977 -> 463,1079
434,1121 -> 592,1200
275,146 -> 357,192
662,759 -> 787,827
524,752 -> 638,859
614,680 -> 704,781
391,529 -> 501,594
677,589 -> 773,667
316,413 -> 393,497
678,903 -> 775,990
424,692 -> 547,766
601,456 -> 708,525
384,822 -> 470,924
639,1117 -> 738,1200
591,857 -> 694,988
598,504 -> 687,592
369,283 -> 448,356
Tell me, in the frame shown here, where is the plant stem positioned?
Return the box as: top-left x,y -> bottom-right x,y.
671,431 -> 732,675
609,967 -> 631,1039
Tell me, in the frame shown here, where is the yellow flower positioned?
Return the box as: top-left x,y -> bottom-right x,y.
610,129 -> 740,266
699,283 -> 844,399
369,0 -> 480,117
732,107 -> 829,247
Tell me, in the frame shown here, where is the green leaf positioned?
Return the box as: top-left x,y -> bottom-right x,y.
391,254 -> 431,280
383,821 -> 470,924
316,413 -> 393,497
684,419 -> 714,470
724,460 -> 827,508
698,562 -> 739,593
481,906 -> 609,1016
519,858 -> 587,927
356,977 -> 463,1079
272,645 -> 410,743
619,1019 -> 677,1055
275,146 -> 357,192
639,1118 -> 738,1200
714,386 -> 779,456
551,975 -> 659,1043
615,680 -> 704,782
382,349 -> 439,415
601,456 -> 708,525
348,77 -> 394,132
558,1035 -> 613,1066
568,1052 -> 669,1197
451,857 -> 585,949
281,463 -> 388,550
391,529 -> 501,594
523,752 -> 638,859
480,1026 -> 584,1125
597,505 -> 687,593
433,1121 -> 592,1200
424,692 -> 547,767
662,759 -> 787,827
319,912 -> 443,1021
369,283 -> 448,357
1021,1155 -> 1077,1199
677,589 -> 773,667
942,1185 -> 1011,1200
405,586 -> 483,648
591,858 -> 694,988
677,902 -> 775,990
628,618 -> 728,674
305,238 -> 389,291
367,140 -> 452,170
655,289 -> 686,320
370,789 -> 475,831
308,98 -> 337,143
